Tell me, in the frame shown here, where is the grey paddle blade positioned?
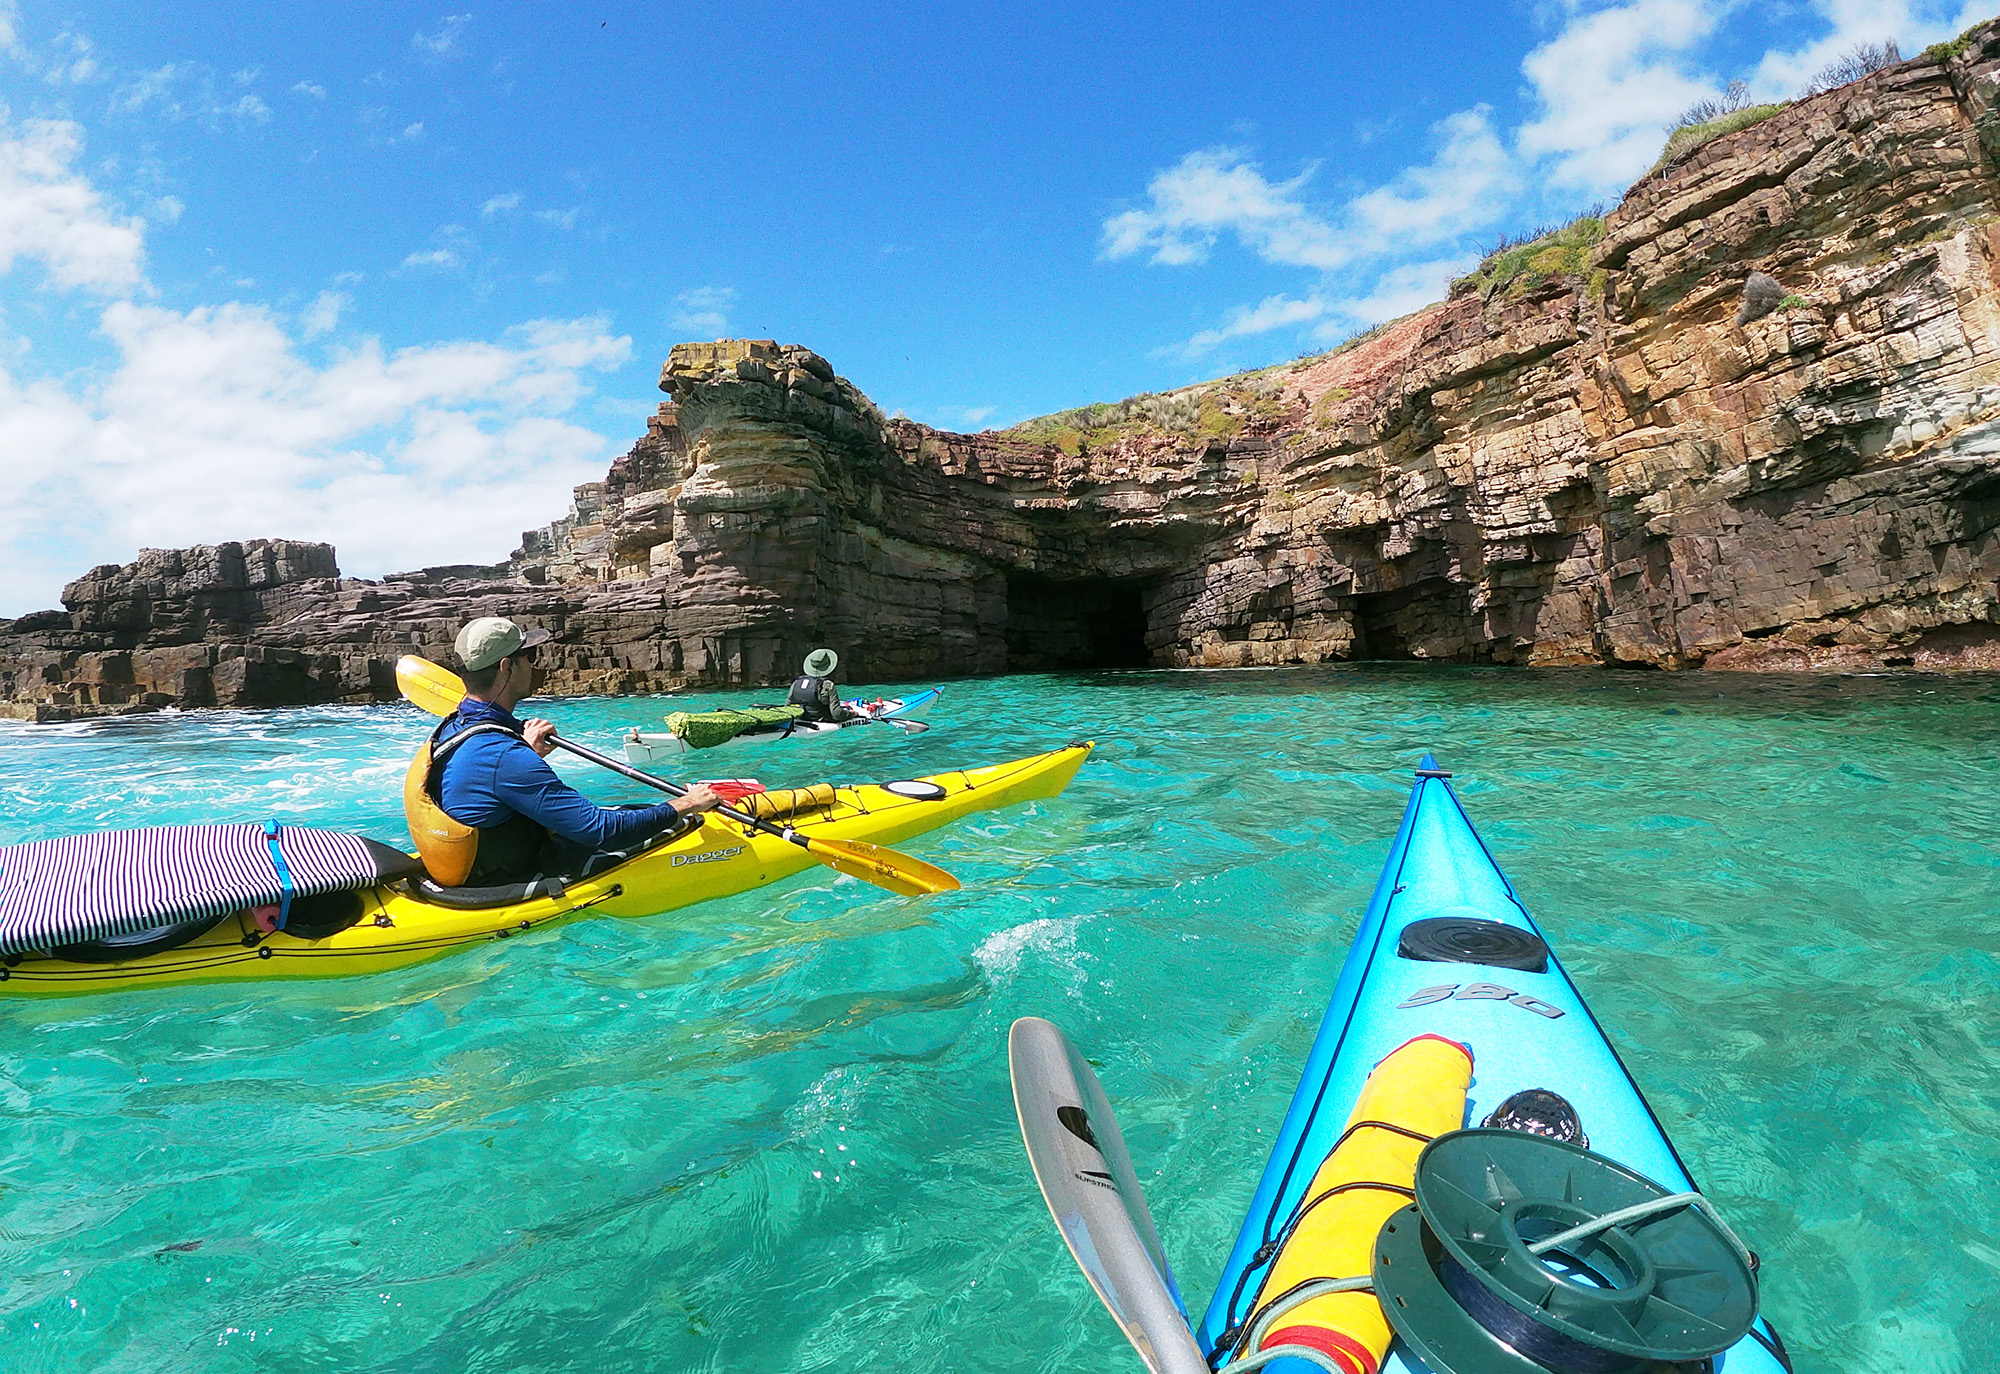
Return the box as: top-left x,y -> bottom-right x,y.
1009,1017 -> 1209,1374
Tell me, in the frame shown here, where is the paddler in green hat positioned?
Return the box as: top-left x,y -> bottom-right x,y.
786,648 -> 860,725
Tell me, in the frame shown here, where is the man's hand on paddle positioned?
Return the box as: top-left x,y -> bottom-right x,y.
674,783 -> 723,816
522,718 -> 559,756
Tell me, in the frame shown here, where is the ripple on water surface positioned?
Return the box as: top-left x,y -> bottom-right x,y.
1,666 -> 1998,1373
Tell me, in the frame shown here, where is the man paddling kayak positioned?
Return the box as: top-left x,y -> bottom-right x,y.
787,648 -> 859,724
428,617 -> 720,885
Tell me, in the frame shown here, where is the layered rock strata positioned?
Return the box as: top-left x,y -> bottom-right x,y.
6,28 -> 2000,715
0,539 -> 692,719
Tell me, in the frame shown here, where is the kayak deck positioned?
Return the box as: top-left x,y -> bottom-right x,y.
0,742 -> 1088,996
1197,758 -> 1789,1374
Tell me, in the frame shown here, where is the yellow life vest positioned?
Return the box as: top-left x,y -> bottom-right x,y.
401,722 -> 511,886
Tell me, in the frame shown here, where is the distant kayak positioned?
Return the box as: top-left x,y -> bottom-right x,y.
622,687 -> 942,765
1012,755 -> 1793,1374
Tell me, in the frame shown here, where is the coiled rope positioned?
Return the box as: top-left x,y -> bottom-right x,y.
1214,1191 -> 1752,1374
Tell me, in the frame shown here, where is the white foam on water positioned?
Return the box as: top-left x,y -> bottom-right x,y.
972,915 -> 1088,990
783,1064 -> 864,1140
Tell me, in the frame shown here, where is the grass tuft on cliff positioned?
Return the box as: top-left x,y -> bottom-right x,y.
1652,83 -> 1788,174
1925,22 -> 1983,63
1454,213 -> 1608,301
1002,390 -> 1207,453
1647,44 -> 1906,180
1000,363 -> 1311,454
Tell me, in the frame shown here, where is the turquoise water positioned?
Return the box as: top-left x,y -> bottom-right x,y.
2,666 -> 1998,1374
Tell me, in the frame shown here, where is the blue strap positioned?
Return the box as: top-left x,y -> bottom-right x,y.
264,820 -> 295,931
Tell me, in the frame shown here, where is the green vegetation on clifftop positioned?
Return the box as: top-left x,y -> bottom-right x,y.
999,363 -> 1310,453
1454,214 -> 1608,301
1653,102 -> 1788,173
1926,24 -> 1980,63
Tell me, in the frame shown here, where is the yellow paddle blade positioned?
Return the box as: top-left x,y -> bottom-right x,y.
397,655 -> 468,717
805,837 -> 961,896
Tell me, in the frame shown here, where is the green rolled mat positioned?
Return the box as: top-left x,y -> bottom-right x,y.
664,705 -> 805,750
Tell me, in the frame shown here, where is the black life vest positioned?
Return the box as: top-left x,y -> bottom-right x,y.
787,674 -> 832,722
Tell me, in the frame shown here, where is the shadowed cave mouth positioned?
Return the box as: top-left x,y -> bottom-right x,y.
1004,573 -> 1153,671
1351,578 -> 1479,661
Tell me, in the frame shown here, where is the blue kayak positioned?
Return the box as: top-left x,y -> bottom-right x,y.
1012,755 -> 1792,1374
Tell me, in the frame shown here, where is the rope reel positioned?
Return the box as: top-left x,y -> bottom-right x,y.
1370,1129 -> 1757,1374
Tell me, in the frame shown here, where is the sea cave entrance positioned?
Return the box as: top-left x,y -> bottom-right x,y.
1003,573 -> 1153,671
1350,578 -> 1480,661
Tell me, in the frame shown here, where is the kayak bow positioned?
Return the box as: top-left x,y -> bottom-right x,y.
1015,756 -> 1792,1374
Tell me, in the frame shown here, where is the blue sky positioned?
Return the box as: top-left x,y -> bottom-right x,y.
0,0 -> 1988,613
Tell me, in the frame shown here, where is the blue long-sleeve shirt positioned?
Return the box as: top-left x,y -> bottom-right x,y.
436,700 -> 682,852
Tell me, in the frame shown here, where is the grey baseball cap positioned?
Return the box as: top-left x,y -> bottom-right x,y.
455,616 -> 552,671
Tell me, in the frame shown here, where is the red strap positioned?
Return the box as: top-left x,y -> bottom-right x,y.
1262,1325 -> 1378,1374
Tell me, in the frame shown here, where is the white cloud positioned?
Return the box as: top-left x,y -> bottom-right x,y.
1347,107 -> 1519,249
112,63 -> 275,126
0,304 -> 633,613
358,107 -> 426,145
43,31 -> 97,85
113,63 -> 184,115
535,207 -> 579,230
1316,255 -> 1476,335
0,118 -> 146,293
300,290 -> 348,339
962,405 -> 995,426
291,81 -> 326,98
1516,0 -> 1722,192
0,80 -> 639,616
1168,293 -> 1332,359
412,14 -> 471,60
1752,0 -> 1984,97
1104,108 -> 1516,281
398,225 -> 474,273
671,285 -> 736,335
231,66 -> 260,86
1121,108 -> 1520,359
1101,147 -> 1345,269
481,191 -> 521,217
0,1 -> 20,56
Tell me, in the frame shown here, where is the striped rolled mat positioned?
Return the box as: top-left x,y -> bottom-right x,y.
0,823 -> 420,955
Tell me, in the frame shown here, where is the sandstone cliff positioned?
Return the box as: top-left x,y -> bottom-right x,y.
7,27 -> 2000,716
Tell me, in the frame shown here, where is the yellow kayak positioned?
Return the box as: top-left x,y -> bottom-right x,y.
0,743 -> 1091,997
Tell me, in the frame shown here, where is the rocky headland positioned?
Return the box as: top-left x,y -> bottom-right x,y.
7,27 -> 2000,717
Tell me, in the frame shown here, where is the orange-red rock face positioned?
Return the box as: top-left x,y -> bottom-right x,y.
7,33 -> 2000,713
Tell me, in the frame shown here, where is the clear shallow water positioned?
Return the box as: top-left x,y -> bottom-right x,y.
2,665 -> 1998,1374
